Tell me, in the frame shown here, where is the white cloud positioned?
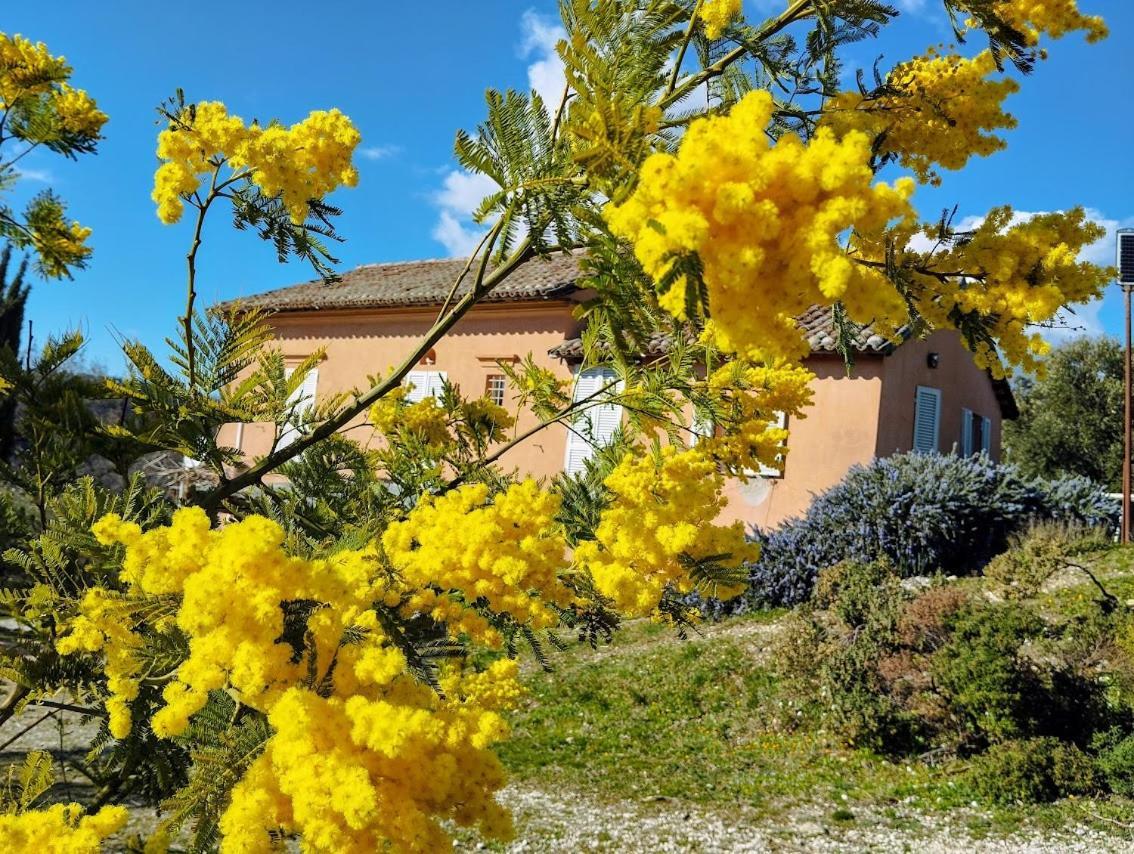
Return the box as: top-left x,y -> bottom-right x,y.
431,210 -> 486,258
14,167 -> 53,183
519,10 -> 567,107
430,11 -> 562,257
430,169 -> 498,257
359,144 -> 400,161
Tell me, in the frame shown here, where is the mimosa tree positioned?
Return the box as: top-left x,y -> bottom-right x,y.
0,1 -> 1114,851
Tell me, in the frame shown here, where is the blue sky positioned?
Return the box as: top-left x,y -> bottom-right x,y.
4,0 -> 1132,371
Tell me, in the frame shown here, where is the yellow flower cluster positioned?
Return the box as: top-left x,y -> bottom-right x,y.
61,508 -> 528,852
701,0 -> 743,40
576,446 -> 756,617
699,363 -> 814,475
54,587 -> 142,739
218,660 -> 520,853
384,480 -> 575,642
460,397 -> 515,442
823,49 -> 1018,186
28,207 -> 93,279
0,803 -> 127,854
606,90 -> 915,363
369,389 -> 515,456
47,83 -> 107,136
152,101 -> 360,224
370,388 -> 452,453
989,0 -> 1108,44
0,34 -> 106,137
81,508 -> 391,737
903,206 -> 1111,376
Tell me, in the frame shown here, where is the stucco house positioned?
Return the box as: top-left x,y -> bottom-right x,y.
216,252 -> 1016,528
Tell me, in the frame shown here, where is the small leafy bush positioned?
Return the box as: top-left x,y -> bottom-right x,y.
967,738 -> 1101,805
1093,729 -> 1134,797
777,557 -> 1134,803
733,452 -> 1118,609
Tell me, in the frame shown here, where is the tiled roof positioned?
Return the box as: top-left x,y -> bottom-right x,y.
548,305 -> 908,361
218,252 -> 583,312
795,304 -> 908,354
548,306 -> 1018,419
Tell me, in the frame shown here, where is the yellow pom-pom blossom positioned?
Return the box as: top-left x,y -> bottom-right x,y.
576,446 -> 757,617
902,206 -> 1111,377
152,101 -> 360,224
986,0 -> 1108,44
823,49 -> 1019,186
701,0 -> 743,40
0,34 -> 106,135
0,803 -> 127,854
383,480 -> 576,642
698,363 -> 815,475
60,507 -> 532,852
370,388 -> 453,454
605,89 -> 915,364
54,587 -> 142,739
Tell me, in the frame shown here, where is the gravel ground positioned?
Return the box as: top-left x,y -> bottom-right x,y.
3,704 -> 1133,852
474,785 -> 1134,853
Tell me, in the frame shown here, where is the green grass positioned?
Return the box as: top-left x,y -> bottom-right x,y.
499,593 -> 1134,838
503,615 -> 966,817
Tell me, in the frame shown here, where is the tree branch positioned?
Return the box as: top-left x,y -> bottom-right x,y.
203,235 -> 543,511
660,0 -> 814,111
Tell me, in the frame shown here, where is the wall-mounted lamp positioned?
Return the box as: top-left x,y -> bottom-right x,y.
926,352 -> 940,369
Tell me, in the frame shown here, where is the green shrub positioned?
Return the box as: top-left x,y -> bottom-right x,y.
932,603 -> 1046,744
967,738 -> 1101,805
1093,729 -> 1134,797
779,560 -> 1128,761
730,452 -> 1119,610
984,521 -> 1112,599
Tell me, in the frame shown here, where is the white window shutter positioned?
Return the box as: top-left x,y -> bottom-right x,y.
981,416 -> 992,455
912,386 -> 941,454
280,366 -> 318,449
689,411 -> 714,447
756,411 -> 789,477
961,407 -> 973,456
404,370 -> 447,403
563,367 -> 622,475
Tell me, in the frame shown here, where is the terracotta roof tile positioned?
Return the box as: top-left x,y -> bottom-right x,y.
218,252 -> 583,312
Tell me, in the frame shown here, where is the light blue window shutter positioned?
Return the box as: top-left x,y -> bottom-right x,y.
981,416 -> 992,455
563,367 -> 622,475
913,386 -> 941,454
961,407 -> 973,456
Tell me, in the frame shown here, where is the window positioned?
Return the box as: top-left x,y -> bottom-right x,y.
486,374 -> 507,407
961,409 -> 993,456
280,364 -> 319,449
689,410 -> 714,447
913,386 -> 941,453
563,366 -> 622,475
404,370 -> 447,403
755,411 -> 789,478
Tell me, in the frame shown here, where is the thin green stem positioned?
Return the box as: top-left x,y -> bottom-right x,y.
666,0 -> 706,96
660,0 -> 814,111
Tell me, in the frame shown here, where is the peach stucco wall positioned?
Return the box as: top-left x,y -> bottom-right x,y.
219,308 -> 1006,531
216,301 -> 585,480
875,330 -> 1003,459
718,355 -> 884,529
